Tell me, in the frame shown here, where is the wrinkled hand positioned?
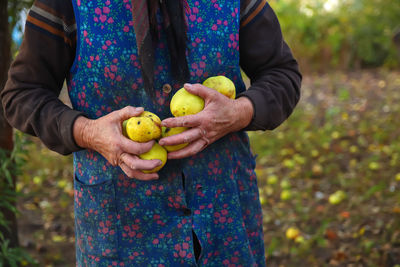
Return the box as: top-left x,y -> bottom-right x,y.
73,106 -> 162,180
159,83 -> 254,159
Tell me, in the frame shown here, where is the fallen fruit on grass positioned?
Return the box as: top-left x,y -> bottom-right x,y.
123,111 -> 161,142
280,189 -> 292,200
203,75 -> 236,99
328,190 -> 347,205
280,179 -> 291,189
312,163 -> 323,176
286,227 -> 300,240
259,195 -> 266,205
161,126 -> 189,152
295,236 -> 305,243
267,175 -> 278,185
139,142 -> 167,173
170,88 -> 205,117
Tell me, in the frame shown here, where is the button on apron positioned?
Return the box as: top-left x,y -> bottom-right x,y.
162,83 -> 172,94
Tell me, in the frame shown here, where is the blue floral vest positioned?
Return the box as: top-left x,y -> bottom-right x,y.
68,0 -> 266,266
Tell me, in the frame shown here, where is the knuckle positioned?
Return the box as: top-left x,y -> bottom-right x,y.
138,149 -> 146,155
113,154 -> 122,167
124,106 -> 135,113
132,142 -> 142,152
134,146 -> 143,155
183,135 -> 191,143
138,143 -> 151,154
179,117 -> 189,127
120,165 -> 131,177
200,137 -> 209,146
130,164 -> 137,170
115,142 -> 123,152
115,109 -> 126,119
198,127 -> 207,137
203,116 -> 212,125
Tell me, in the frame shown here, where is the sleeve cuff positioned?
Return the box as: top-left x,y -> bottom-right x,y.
237,88 -> 269,131
59,109 -> 86,154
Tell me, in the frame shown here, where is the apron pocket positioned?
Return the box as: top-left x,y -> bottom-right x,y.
74,175 -> 119,259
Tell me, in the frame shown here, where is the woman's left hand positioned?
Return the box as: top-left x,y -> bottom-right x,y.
159,83 -> 254,159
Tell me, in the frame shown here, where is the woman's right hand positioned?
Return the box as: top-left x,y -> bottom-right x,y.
73,106 -> 162,180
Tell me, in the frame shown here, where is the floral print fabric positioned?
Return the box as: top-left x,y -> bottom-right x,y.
68,0 -> 266,265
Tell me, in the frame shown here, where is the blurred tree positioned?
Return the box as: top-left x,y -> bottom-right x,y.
8,0 -> 33,30
0,0 -> 33,250
0,0 -> 18,249
271,0 -> 400,71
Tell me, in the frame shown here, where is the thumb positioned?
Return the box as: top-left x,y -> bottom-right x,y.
117,106 -> 144,122
184,83 -> 216,100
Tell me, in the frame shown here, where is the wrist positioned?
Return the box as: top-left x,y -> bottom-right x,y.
73,116 -> 93,149
234,97 -> 254,130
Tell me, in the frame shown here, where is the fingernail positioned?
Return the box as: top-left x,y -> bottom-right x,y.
184,83 -> 193,89
158,140 -> 164,146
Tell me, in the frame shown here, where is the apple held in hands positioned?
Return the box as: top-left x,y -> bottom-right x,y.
161,127 -> 189,152
170,88 -> 205,117
140,111 -> 162,124
139,142 -> 167,173
202,75 -> 236,99
120,75 -> 237,174
169,76 -> 236,118
123,111 -> 162,142
122,111 -> 167,173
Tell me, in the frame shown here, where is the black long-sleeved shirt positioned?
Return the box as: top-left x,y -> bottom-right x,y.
1,0 -> 301,155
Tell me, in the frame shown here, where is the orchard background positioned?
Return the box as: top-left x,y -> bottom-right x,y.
1,0 -> 400,266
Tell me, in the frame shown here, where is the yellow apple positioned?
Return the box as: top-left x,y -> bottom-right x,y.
123,111 -> 161,142
139,142 -> 167,173
161,126 -> 189,152
170,88 -> 205,117
203,75 -> 236,99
